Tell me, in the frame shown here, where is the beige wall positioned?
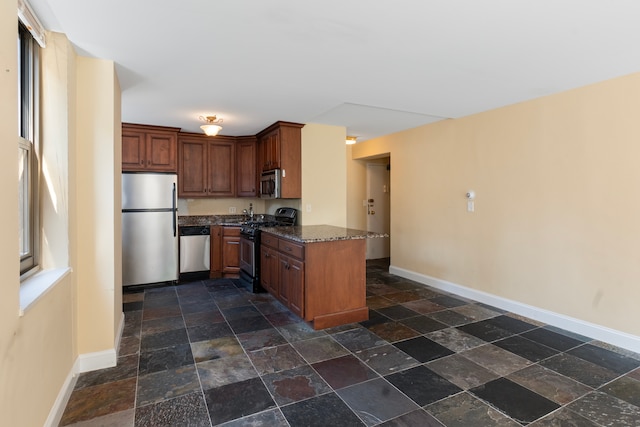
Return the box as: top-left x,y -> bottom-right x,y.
301,123 -> 347,226
179,197 -> 267,216
0,16 -> 122,425
75,56 -> 121,354
352,72 -> 640,338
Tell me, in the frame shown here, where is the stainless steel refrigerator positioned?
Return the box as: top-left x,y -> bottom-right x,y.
122,172 -> 178,287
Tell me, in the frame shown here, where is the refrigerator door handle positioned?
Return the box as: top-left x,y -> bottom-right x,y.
172,182 -> 177,237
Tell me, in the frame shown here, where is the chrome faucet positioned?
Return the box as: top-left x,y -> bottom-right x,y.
242,203 -> 255,220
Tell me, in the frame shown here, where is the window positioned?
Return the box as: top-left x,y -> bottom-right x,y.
18,21 -> 40,277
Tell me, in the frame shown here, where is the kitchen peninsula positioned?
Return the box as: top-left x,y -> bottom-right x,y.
260,225 -> 387,329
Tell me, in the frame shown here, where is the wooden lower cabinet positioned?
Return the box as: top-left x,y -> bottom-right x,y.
260,232 -> 368,329
210,226 -> 240,278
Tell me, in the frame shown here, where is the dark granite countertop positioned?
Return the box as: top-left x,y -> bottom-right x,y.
260,224 -> 388,243
178,214 -> 273,227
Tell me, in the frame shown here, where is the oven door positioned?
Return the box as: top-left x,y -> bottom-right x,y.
239,234 -> 255,277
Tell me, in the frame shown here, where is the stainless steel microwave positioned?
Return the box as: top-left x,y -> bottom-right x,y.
260,169 -> 281,199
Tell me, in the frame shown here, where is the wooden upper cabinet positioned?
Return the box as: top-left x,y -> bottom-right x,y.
236,136 -> 257,197
208,138 -> 235,197
178,133 -> 235,198
122,123 -> 178,172
257,122 -> 304,198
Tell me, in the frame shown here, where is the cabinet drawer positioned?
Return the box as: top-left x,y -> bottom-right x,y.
278,239 -> 304,260
223,226 -> 241,236
261,233 -> 279,249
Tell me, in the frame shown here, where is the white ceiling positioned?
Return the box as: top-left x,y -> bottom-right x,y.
28,0 -> 640,142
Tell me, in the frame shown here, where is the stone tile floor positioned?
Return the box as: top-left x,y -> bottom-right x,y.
59,259 -> 640,426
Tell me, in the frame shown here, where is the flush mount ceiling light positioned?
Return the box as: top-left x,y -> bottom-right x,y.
345,136 -> 357,145
199,115 -> 223,136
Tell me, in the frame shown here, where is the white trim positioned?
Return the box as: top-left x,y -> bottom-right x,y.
43,364 -> 78,427
389,264 -> 640,354
44,314 -> 124,426
19,267 -> 72,316
76,348 -> 117,374
17,0 -> 46,47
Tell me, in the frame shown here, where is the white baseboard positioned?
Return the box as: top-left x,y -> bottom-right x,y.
45,312 -> 125,426
389,264 -> 640,354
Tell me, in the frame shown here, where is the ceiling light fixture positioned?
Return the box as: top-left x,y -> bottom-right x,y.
199,115 -> 223,136
345,136 -> 357,145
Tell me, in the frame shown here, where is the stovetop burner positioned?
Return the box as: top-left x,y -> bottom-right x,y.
240,207 -> 297,237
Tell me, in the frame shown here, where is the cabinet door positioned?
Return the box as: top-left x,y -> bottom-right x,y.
287,257 -> 304,318
260,130 -> 280,171
178,139 -> 208,197
278,254 -> 291,306
208,140 -> 235,197
210,225 -> 222,278
236,137 -> 257,197
122,129 -> 146,171
146,131 -> 177,172
260,245 -> 278,295
222,227 -> 240,275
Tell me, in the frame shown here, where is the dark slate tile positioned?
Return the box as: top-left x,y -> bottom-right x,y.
379,409 -> 444,427
567,391 -> 640,426
247,343 -> 307,376
179,300 -> 218,315
140,316 -> 185,336
265,310 -> 301,327
427,309 -> 474,327
74,354 -> 139,389
142,296 -> 178,309
366,295 -> 396,310
528,406 -> 600,427
426,328 -> 487,352
261,365 -> 332,405
427,354 -> 500,390
568,343 -> 640,375
136,365 -> 200,407
60,378 -> 137,425
291,335 -> 349,364
190,336 -> 243,363
134,392 -> 209,427
376,305 -> 421,320
399,315 -> 448,334
197,353 -> 258,390
543,325 -> 593,343
182,309 -> 225,327
507,364 -> 592,405
426,392 -> 520,427
540,353 -> 620,388
521,328 -> 585,352
220,304 -> 262,321
337,378 -> 419,426
485,314 -> 538,334
276,321 -> 327,342
470,378 -> 560,424
220,408 -> 289,427
429,295 -> 468,308
393,336 -> 454,363
227,314 -> 273,334
355,344 -> 419,375
599,376 -> 640,407
368,322 -> 421,343
142,305 -> 182,321
123,301 -> 144,312
312,355 -> 378,390
138,343 -> 194,375
204,377 -> 276,425
140,328 -> 189,352
186,321 -> 233,342
493,335 -> 560,362
359,309 -> 393,328
236,327 -> 287,351
333,328 -> 387,353
386,365 -> 462,406
280,392 -> 365,427
457,320 -> 515,342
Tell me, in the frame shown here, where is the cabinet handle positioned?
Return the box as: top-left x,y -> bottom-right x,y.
285,247 -> 292,252
140,160 -> 143,165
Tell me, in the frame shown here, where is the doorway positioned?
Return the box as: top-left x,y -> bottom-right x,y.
366,161 -> 390,259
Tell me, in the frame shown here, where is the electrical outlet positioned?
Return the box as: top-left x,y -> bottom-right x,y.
306,204 -> 312,212
229,207 -> 236,214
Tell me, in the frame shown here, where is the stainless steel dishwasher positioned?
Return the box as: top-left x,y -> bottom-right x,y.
179,226 -> 210,281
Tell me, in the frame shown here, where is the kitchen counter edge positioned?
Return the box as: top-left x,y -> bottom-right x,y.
260,224 -> 388,243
